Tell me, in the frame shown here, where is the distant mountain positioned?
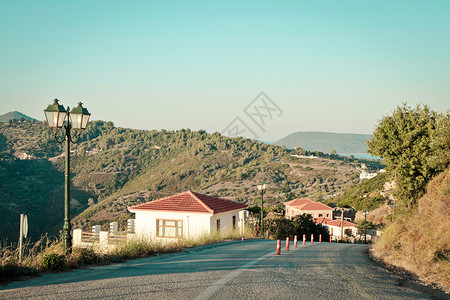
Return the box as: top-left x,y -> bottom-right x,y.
273,131 -> 372,154
0,111 -> 38,122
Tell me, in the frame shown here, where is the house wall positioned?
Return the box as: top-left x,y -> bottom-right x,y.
134,211 -> 211,239
327,225 -> 357,237
133,209 -> 244,239
210,210 -> 241,234
299,209 -> 333,219
286,206 -> 333,219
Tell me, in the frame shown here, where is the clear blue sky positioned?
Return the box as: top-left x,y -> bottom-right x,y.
1,1 -> 449,141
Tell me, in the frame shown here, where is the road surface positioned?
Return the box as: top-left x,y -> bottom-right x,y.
0,240 -> 441,299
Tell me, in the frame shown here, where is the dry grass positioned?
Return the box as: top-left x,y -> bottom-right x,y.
371,167 -> 450,292
1,228 -> 256,283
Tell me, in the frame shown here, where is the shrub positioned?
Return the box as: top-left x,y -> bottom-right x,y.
74,248 -> 105,265
41,253 -> 66,271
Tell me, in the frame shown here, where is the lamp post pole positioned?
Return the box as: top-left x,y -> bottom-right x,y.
363,210 -> 369,243
257,183 -> 266,238
63,121 -> 71,252
44,99 -> 90,254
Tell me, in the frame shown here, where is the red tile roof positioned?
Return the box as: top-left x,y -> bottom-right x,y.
313,217 -> 333,224
297,202 -> 333,211
324,220 -> 356,227
313,217 -> 356,227
284,198 -> 313,207
285,198 -> 333,211
128,191 -> 247,215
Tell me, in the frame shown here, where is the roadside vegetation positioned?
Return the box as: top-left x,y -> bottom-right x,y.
368,104 -> 450,291
371,167 -> 450,291
327,172 -> 388,211
263,214 -> 329,241
0,228 -> 256,283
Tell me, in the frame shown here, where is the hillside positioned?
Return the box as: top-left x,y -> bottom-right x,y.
327,172 -> 389,211
371,167 -> 450,291
274,131 -> 372,154
0,120 -> 385,241
0,111 -> 38,123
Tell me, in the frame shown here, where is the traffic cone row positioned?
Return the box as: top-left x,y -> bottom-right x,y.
276,233 -> 326,255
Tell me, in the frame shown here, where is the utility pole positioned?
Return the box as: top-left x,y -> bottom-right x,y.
340,209 -> 344,240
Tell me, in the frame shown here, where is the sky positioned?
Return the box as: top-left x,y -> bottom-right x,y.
0,1 -> 449,141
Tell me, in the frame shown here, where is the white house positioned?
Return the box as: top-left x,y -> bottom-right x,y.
314,217 -> 357,239
285,198 -> 334,219
128,191 -> 247,240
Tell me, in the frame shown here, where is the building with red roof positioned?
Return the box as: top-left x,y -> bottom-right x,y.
284,198 -> 333,219
313,217 -> 357,239
128,191 -> 247,239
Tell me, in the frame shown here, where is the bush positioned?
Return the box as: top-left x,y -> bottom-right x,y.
41,253 -> 66,271
264,214 -> 329,240
74,248 -> 105,265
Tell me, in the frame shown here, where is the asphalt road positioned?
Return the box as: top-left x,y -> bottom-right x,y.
0,240 -> 442,299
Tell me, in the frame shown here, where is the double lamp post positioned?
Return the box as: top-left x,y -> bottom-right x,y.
44,99 -> 91,254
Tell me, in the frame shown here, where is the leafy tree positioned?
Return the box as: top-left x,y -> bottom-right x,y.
428,112 -> 450,170
356,220 -> 375,235
368,104 -> 446,209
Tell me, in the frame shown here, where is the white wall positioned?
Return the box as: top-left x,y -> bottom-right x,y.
210,210 -> 241,234
327,225 -> 358,237
132,208 -> 244,240
133,211 -> 211,240
287,208 -> 333,219
300,209 -> 332,219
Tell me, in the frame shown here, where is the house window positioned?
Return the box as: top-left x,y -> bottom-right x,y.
326,214 -> 330,217
216,219 -> 220,233
232,215 -> 236,230
156,219 -> 183,238
318,214 -> 323,217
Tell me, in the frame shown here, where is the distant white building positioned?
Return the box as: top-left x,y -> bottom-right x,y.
128,191 -> 247,240
290,154 -> 318,159
359,164 -> 378,179
360,170 -> 378,180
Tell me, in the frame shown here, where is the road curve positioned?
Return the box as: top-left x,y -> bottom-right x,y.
0,240 -> 439,299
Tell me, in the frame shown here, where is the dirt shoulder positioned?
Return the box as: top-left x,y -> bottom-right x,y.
367,247 -> 450,299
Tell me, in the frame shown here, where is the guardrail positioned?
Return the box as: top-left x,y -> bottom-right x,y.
81,232 -> 100,243
108,233 -> 127,245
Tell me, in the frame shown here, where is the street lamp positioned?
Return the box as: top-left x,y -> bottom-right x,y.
362,210 -> 370,243
257,183 -> 266,238
44,99 -> 91,254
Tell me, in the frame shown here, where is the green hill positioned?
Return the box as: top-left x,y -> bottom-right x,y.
273,131 -> 372,154
326,172 -> 389,211
0,120 -> 386,241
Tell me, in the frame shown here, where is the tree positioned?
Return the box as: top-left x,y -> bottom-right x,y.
356,220 -> 375,235
330,149 -> 337,155
368,104 -> 445,209
428,112 -> 450,170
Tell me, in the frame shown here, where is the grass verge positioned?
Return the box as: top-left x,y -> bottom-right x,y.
1,228 -> 255,284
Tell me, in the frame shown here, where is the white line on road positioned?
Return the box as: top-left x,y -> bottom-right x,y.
195,249 -> 275,300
